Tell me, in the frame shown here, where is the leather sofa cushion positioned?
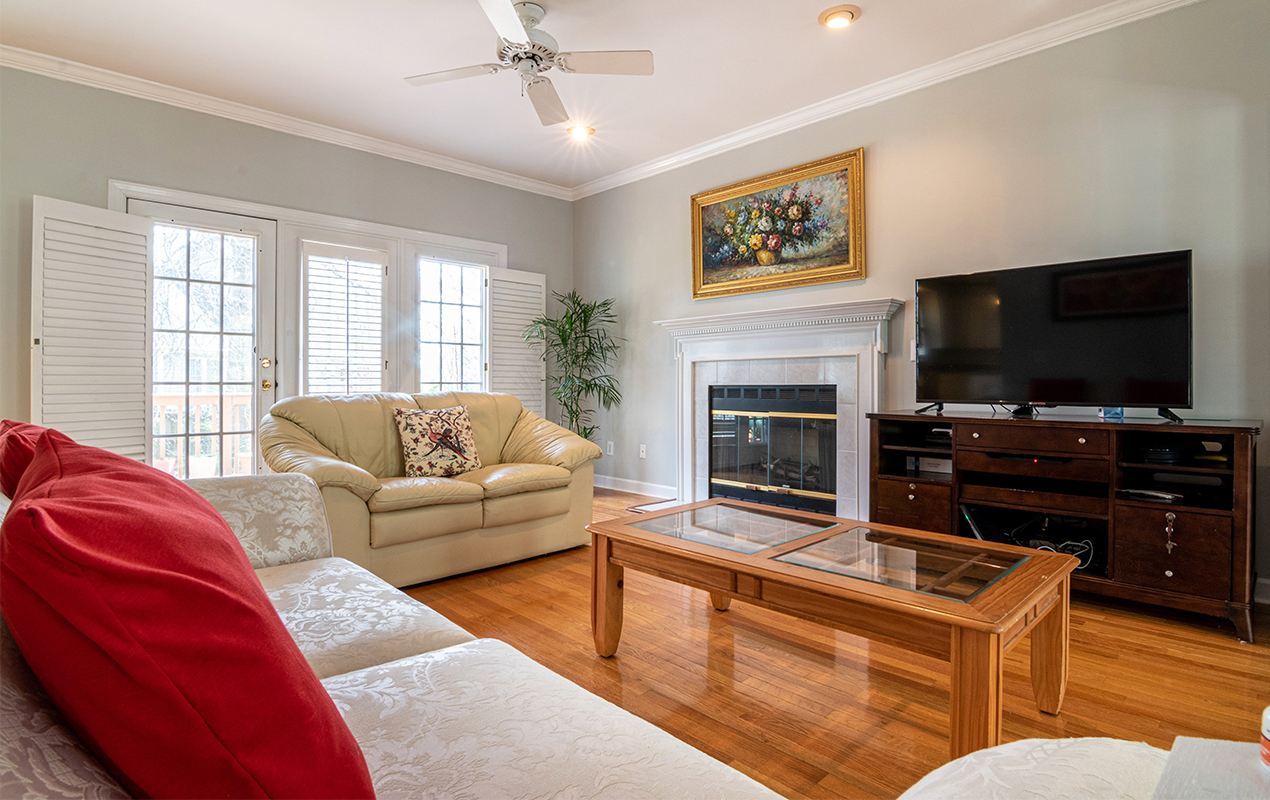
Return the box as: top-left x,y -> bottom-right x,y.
269,393 -> 419,478
371,501 -> 484,548
455,463 -> 572,499
412,392 -> 525,469
369,476 -> 484,512
483,486 -> 571,527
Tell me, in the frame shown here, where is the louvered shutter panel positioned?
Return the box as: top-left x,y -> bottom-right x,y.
487,267 -> 546,416
31,196 -> 153,460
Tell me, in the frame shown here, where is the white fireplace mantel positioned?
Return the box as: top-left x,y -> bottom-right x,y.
655,298 -> 904,517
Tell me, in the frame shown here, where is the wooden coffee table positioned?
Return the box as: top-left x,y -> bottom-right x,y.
588,498 -> 1078,760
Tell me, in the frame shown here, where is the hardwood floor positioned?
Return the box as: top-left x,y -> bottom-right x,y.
405,488 -> 1270,799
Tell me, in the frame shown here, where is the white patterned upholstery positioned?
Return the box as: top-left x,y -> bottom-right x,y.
186,473 -> 332,568
899,738 -> 1169,800
324,639 -> 783,800
257,557 -> 475,679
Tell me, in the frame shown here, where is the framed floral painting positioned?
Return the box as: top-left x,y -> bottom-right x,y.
691,148 -> 865,299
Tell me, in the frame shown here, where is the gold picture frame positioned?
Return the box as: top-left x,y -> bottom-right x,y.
691,147 -> 865,300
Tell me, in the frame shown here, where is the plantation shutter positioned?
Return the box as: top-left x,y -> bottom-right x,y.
302,242 -> 386,394
31,196 -> 153,459
487,267 -> 546,416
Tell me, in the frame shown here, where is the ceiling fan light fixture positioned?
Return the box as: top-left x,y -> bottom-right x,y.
819,4 -> 861,29
568,125 -> 595,142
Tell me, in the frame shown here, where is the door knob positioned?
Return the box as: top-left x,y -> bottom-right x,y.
261,379 -> 273,391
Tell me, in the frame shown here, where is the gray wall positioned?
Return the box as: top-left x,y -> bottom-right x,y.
573,0 -> 1270,573
0,67 -> 573,422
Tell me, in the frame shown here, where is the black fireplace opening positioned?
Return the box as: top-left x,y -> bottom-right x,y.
709,384 -> 837,515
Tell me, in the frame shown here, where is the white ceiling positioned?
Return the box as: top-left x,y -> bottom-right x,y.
0,0 -> 1184,196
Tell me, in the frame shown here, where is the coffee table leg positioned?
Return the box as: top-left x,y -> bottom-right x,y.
949,627 -> 1002,760
708,591 -> 731,611
1030,575 -> 1069,715
592,533 -> 624,657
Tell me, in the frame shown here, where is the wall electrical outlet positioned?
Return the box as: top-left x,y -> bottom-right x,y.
639,444 -> 646,459
606,441 -> 614,455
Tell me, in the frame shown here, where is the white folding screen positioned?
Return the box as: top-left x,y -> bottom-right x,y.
31,196 -> 153,459
486,266 -> 546,416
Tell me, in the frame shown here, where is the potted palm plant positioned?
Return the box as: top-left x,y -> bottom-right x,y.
523,291 -> 622,441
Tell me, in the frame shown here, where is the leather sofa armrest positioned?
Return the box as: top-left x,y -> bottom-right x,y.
259,414 -> 380,501
500,410 -> 603,472
186,474 -> 335,568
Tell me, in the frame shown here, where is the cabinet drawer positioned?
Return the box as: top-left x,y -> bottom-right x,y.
1113,506 -> 1231,600
875,478 -> 951,533
958,449 -> 1109,482
956,425 -> 1108,456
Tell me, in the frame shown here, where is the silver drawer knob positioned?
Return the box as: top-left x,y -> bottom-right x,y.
908,494 -> 915,500
971,432 -> 980,439
1078,437 -> 1087,444
909,483 -> 916,490
1165,570 -> 1173,578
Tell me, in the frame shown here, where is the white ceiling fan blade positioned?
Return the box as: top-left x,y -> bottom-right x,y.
477,0 -> 529,45
555,50 -> 654,76
405,63 -> 505,87
525,78 -> 569,126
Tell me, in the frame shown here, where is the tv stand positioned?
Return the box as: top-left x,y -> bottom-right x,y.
868,410 -> 1261,641
1158,407 -> 1185,424
915,402 -> 944,414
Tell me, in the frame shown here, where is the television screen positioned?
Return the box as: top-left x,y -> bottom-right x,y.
915,251 -> 1192,408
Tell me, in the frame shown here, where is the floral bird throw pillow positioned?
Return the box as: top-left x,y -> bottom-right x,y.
394,406 -> 482,477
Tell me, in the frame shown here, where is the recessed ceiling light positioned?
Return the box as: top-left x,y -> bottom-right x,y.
819,4 -> 861,29
567,125 -> 595,142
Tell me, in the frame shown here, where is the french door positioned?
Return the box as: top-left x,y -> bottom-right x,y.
127,200 -> 277,477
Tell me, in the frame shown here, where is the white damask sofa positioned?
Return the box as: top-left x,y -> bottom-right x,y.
259,391 -> 602,588
0,474 -> 782,799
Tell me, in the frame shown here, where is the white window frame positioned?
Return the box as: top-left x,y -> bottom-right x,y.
300,239 -> 391,395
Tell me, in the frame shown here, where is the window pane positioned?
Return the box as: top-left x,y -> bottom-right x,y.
155,226 -> 187,279
189,334 -> 221,382
440,264 -> 462,304
462,345 -> 481,384
190,283 -> 221,332
224,236 -> 255,284
462,306 -> 481,342
420,260 -> 441,303
222,433 -> 253,476
189,435 -> 220,478
223,335 -> 252,382
223,285 -> 252,333
223,385 -> 252,431
462,266 -> 482,305
152,436 -> 186,478
420,305 -> 440,342
441,344 -> 462,383
188,386 -> 220,435
420,343 -> 440,384
153,279 -> 187,330
440,304 -> 461,343
153,333 -> 186,383
190,231 -> 221,282
152,385 -> 186,435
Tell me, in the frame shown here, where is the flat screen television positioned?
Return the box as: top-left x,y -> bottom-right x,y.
915,250 -> 1192,410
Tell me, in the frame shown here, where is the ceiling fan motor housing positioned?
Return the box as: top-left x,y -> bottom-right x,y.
497,2 -> 559,72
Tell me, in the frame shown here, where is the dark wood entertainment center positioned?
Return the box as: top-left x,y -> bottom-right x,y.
867,410 -> 1260,641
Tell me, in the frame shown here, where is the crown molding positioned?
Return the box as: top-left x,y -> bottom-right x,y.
654,298 -> 904,338
0,45 -> 574,201
569,0 -> 1207,199
2,0 -> 1204,203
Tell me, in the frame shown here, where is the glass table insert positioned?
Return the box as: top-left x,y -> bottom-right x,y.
626,503 -> 835,554
775,526 -> 1029,601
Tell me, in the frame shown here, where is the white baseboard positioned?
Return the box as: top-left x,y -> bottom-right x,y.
1256,577 -> 1270,606
593,474 -> 677,500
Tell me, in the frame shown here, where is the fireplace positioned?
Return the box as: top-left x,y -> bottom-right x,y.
709,385 -> 837,514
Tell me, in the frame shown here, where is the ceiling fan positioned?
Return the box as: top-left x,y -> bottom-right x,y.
405,0 -> 654,127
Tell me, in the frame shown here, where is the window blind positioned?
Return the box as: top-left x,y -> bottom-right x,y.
304,244 -> 386,394
487,266 -> 546,416
31,196 -> 154,460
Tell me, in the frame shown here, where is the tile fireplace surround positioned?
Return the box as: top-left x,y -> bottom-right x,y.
655,298 -> 904,519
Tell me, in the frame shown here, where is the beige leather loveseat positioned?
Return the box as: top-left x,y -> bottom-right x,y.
259,392 -> 602,587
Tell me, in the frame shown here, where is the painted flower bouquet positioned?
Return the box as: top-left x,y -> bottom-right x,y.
706,184 -> 829,267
